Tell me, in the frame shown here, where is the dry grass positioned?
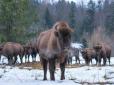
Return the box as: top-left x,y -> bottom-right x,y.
16,62 -> 42,69
16,62 -> 87,70
16,62 -> 113,70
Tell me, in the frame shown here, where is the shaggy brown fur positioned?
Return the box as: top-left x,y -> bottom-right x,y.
93,43 -> 111,66
37,21 -> 73,80
81,48 -> 96,65
2,42 -> 24,65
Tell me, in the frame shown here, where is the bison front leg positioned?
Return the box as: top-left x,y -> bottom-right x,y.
60,58 -> 66,80
0,55 -> 1,62
8,56 -> 13,65
49,58 -> 56,80
108,57 -> 111,65
68,57 -> 72,64
13,56 -> 17,64
75,56 -> 80,64
28,55 -> 30,62
103,57 -> 106,66
75,56 -> 78,64
90,59 -> 92,65
42,58 -> 48,80
32,54 -> 36,62
97,57 -> 101,66
95,57 -> 98,65
19,55 -> 23,64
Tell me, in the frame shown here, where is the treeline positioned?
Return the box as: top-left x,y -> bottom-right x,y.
0,0 -> 114,44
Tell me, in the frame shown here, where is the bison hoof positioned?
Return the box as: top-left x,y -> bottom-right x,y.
50,76 -> 55,81
61,77 -> 65,80
43,78 -> 47,80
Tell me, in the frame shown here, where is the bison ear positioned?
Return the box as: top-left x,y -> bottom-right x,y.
54,31 -> 59,37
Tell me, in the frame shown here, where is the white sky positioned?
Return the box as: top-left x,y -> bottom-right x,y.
55,0 -> 104,5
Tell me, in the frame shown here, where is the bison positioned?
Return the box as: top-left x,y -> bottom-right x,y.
30,39 -> 37,62
93,43 -> 111,66
81,48 -> 97,65
37,21 -> 73,80
67,47 -> 80,64
23,42 -> 32,63
1,42 -> 24,65
24,39 -> 37,62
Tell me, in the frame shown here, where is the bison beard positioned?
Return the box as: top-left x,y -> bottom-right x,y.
37,21 -> 73,80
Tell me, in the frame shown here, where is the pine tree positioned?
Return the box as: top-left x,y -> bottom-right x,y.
69,1 -> 76,28
68,1 -> 77,41
44,7 -> 53,28
105,1 -> 114,34
0,0 -> 38,43
81,0 -> 96,36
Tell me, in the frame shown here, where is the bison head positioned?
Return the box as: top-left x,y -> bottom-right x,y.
54,21 -> 74,50
93,43 -> 102,55
81,49 -> 91,65
23,45 -> 32,54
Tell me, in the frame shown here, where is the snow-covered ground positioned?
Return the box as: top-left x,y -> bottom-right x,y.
0,55 -> 114,85
0,61 -> 114,85
0,43 -> 114,85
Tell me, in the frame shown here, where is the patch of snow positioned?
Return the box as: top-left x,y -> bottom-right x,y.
71,43 -> 83,49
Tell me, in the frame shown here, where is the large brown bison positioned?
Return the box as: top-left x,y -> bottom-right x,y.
67,47 -> 80,64
81,48 -> 97,65
1,42 -> 24,65
37,21 -> 73,80
93,43 -> 111,66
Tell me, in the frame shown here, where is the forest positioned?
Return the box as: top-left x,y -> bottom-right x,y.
0,0 -> 114,47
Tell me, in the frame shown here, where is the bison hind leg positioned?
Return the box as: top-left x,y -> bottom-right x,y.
107,57 -> 111,65
8,56 -> 13,65
13,56 -> 17,64
103,57 -> 107,66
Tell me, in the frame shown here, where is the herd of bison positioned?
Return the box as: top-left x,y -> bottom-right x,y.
0,21 -> 112,80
